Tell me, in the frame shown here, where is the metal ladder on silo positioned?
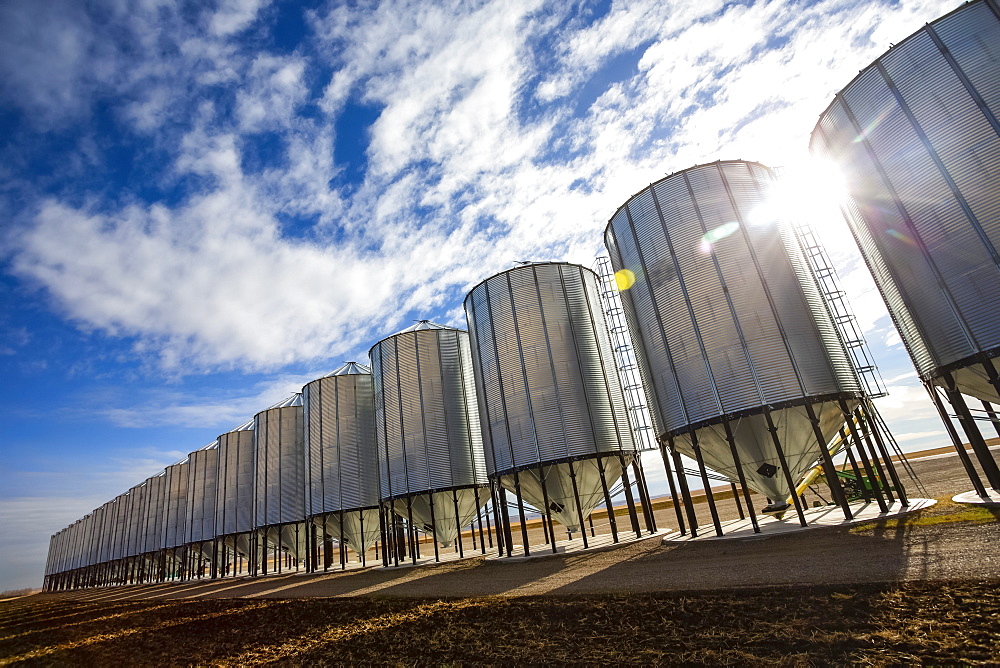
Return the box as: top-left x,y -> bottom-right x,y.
791,220 -> 924,490
791,219 -> 888,399
594,256 -> 658,452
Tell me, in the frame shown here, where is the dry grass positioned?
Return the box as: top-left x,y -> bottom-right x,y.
850,499 -> 1000,533
2,580 -> 998,666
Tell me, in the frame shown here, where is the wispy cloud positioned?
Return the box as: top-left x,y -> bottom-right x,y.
2,0 -> 958,375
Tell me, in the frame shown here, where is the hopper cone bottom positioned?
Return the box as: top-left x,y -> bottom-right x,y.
393,488 -> 489,548
322,508 -> 382,556
672,399 -> 856,501
498,455 -> 632,533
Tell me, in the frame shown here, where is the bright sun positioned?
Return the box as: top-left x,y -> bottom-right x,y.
749,157 -> 858,260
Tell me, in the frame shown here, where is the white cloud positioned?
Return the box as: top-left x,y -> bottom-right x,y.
209,0 -> 269,37
236,55 -> 309,132
6,0 -> 965,375
100,372 -> 320,430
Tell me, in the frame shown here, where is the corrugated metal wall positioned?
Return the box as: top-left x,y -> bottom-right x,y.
162,461 -> 189,550
605,160 -> 859,438
465,263 -> 636,475
186,446 -> 219,544
304,366 -> 380,515
254,398 -> 305,527
216,424 -> 255,536
371,324 -> 488,499
142,474 -> 166,555
811,0 -> 1000,383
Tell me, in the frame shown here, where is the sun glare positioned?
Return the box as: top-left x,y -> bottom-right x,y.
747,158 -> 857,258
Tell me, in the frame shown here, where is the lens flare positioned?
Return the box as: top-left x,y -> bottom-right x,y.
700,222 -> 740,249
887,229 -> 918,246
614,269 -> 636,291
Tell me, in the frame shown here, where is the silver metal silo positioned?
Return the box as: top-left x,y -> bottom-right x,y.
215,418 -> 254,577
810,0 -> 1000,495
370,321 -> 491,564
605,160 -> 907,534
161,459 -> 189,580
465,262 -> 655,556
304,362 -> 383,569
140,472 -> 166,581
253,393 -> 306,575
123,483 -> 146,584
185,442 -> 219,579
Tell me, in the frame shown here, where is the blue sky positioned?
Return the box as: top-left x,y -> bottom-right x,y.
0,0 -> 964,590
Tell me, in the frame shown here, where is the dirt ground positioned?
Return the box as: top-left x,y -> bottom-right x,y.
4,448 -> 998,665
2,577 -> 998,665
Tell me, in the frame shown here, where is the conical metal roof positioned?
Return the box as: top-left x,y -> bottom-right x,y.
395,319 -> 458,334
228,418 -> 255,432
322,361 -> 371,377
263,392 -> 303,410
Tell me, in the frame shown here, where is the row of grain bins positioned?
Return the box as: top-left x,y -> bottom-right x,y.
44,279 -> 654,590
44,0 -> 999,590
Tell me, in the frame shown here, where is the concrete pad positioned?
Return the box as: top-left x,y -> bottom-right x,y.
661,498 -> 937,543
381,544 -> 493,569
952,489 -> 1000,506
485,527 -> 666,562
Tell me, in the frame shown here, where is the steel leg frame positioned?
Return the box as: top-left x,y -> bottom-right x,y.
943,371 -> 1000,491
658,441 -> 687,535
804,402 -> 853,520
668,442 -> 699,536
721,421 -> 759,533
689,432 -> 723,536
928,382 -> 988,496
840,419 -> 886,512
763,407 -> 808,527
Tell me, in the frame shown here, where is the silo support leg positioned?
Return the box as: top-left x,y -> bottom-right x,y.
339,511 -> 347,569
472,485 -> 486,554
689,434 -> 722,536
404,497 -> 418,564
857,404 -> 905,506
928,383 -> 988,496
632,457 -> 657,533
981,401 -> 1000,439
840,429 -> 868,497
618,454 -> 642,538
804,403 -> 853,520
597,455 -> 620,542
658,443 -> 686,535
842,416 -> 888,512
670,444 -> 699,537
451,489 -> 464,559
731,484 -> 745,519
568,460 -> 589,550
510,470 -> 531,556
501,484 -> 514,557
427,493 -> 441,562
539,468 -> 557,553
764,408 -> 808,527
721,421 -> 759,533
943,373 -> 1000,491
979,355 -> 1000,424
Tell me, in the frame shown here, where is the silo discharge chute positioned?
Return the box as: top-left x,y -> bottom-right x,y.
390,489 -> 484,548
494,455 -> 633,533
